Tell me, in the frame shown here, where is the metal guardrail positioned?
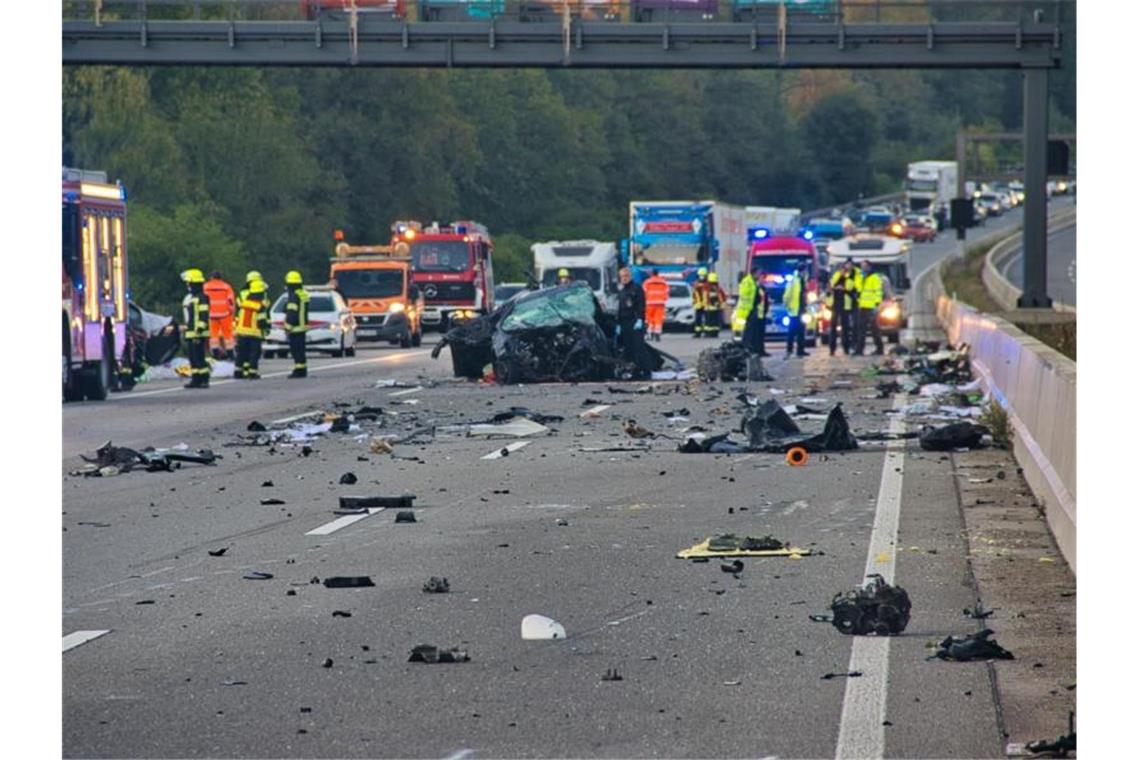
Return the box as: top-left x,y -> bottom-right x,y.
63,1 -> 1072,25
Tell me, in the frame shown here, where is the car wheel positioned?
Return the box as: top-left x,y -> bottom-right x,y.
333,336 -> 345,358
82,328 -> 113,401
399,330 -> 412,349
63,323 -> 84,402
345,343 -> 356,357
411,328 -> 422,348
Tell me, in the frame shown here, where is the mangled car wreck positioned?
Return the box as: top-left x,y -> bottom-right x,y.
432,283 -> 680,383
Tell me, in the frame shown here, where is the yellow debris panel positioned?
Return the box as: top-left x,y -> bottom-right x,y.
676,538 -> 814,560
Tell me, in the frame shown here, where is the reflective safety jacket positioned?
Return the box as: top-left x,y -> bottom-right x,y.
642,275 -> 670,307
704,284 -> 727,311
734,273 -> 768,323
859,272 -> 884,309
782,275 -> 806,316
235,295 -> 269,338
182,290 -> 210,339
284,286 -> 311,333
692,281 -> 709,310
828,268 -> 864,310
203,278 -> 236,319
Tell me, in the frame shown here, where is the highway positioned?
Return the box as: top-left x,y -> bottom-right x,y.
998,219 -> 1077,308
63,316 -> 1075,756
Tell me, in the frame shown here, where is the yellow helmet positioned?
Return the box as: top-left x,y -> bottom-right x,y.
708,272 -> 719,283
248,280 -> 267,295
246,270 -> 263,284
557,268 -> 570,279
285,270 -> 303,285
180,268 -> 205,284
697,267 -> 708,279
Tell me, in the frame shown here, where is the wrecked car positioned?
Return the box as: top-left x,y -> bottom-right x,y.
432,282 -> 679,383
812,574 -> 912,636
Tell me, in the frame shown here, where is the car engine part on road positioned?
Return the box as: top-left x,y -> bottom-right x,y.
740,400 -> 801,448
338,494 -> 415,510
696,341 -> 771,382
408,644 -> 469,663
322,576 -> 376,588
75,441 -> 220,475
919,422 -> 989,451
812,574 -> 912,636
422,576 -> 450,594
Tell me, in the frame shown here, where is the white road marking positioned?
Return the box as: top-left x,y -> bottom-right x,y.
107,351 -> 431,400
63,630 -> 111,653
834,393 -> 907,760
481,441 -> 530,460
304,508 -> 385,536
579,404 -> 611,418
388,386 -> 423,397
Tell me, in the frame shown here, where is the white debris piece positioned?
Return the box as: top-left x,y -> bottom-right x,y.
521,614 -> 567,641
468,417 -> 550,438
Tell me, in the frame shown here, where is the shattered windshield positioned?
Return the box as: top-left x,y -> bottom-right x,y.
499,284 -> 599,332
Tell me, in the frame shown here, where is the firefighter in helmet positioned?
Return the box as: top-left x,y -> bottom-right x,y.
557,268 -> 572,286
180,268 -> 211,389
284,270 -> 311,378
234,279 -> 269,380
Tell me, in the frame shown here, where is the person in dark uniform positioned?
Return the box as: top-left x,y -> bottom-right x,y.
616,266 -> 652,376
180,268 -> 211,389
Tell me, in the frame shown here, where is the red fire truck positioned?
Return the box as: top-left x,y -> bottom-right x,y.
396,220 -> 496,331
62,168 -> 131,401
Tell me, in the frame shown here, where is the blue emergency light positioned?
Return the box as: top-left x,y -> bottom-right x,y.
802,229 -> 815,241
752,228 -> 771,240
781,316 -> 790,326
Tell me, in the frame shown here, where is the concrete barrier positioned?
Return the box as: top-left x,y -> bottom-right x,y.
931,298 -> 1076,571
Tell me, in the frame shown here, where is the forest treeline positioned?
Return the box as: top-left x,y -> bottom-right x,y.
63,64 -> 1075,310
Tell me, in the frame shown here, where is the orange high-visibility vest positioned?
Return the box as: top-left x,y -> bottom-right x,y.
643,276 -> 670,307
203,278 -> 236,319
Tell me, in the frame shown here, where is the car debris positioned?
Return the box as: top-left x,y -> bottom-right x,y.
408,644 -> 469,663
749,404 -> 859,454
521,614 -> 567,640
1006,712 -> 1075,758
928,629 -> 1015,661
242,571 -> 274,581
423,577 -> 450,594
260,498 -> 286,505
322,576 -> 376,588
676,534 -> 811,559
821,671 -> 864,680
370,438 -> 395,454
601,668 -> 623,682
394,510 -> 417,523
466,417 -> 551,438
339,494 -> 415,510
338,472 -> 358,485
696,341 -> 771,382
919,422 -> 989,451
476,407 -> 565,425
810,574 -> 911,636
740,400 -> 801,449
433,282 -> 679,383
73,441 -> 220,476
207,548 -> 228,557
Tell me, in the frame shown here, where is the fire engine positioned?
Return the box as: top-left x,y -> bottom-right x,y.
328,229 -> 424,348
62,167 -> 131,401
395,220 -> 496,331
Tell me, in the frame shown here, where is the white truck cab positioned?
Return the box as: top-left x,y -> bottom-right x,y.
532,240 -> 620,312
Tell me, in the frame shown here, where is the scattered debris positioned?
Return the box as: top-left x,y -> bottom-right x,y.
247,421 -> 267,432
394,511 -> 417,523
222,680 -> 248,686
261,480 -> 274,487
1006,713 -> 1076,758
331,610 -> 352,618
741,400 -> 800,448
720,560 -> 744,575
677,432 -> 751,454
928,629 -> 1015,661
521,614 -> 567,640
677,534 -> 810,559
423,577 -> 450,594
697,341 -> 771,381
243,571 -> 274,581
467,417 -> 551,438
601,668 -> 624,682
370,438 -> 394,454
811,574 -> 911,636
207,548 -> 228,557
339,494 -> 415,510
339,472 -> 358,485
322,576 -> 375,588
73,441 -> 220,476
408,644 -> 469,663
821,671 -> 864,680
321,658 -> 334,668
260,498 -> 286,506
919,422 -> 989,451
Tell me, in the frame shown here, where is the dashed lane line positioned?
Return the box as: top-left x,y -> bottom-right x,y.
834,393 -> 907,760
304,508 -> 386,536
63,630 -> 111,653
388,386 -> 423,397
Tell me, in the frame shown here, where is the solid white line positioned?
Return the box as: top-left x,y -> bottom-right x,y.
63,630 -> 111,653
304,507 -> 385,536
388,386 -> 423,397
108,350 -> 431,400
579,404 -> 611,418
481,441 -> 530,460
834,393 -> 907,760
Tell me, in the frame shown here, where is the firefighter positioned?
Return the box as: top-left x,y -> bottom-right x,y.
617,266 -> 652,376
203,270 -> 236,361
854,259 -> 886,356
557,268 -> 572,286
704,272 -> 727,339
180,269 -> 211,389
691,267 -> 709,338
234,279 -> 269,379
641,268 -> 669,342
284,270 -> 311,378
782,263 -> 811,358
735,261 -> 769,356
238,270 -> 264,302
827,258 -> 863,356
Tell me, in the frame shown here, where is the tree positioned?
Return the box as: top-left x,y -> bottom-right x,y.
801,92 -> 881,205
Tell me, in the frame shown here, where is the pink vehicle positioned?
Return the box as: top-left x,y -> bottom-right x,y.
62,168 -> 131,401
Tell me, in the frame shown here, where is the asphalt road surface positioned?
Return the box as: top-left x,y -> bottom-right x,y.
999,221 -> 1077,307
62,327 -> 1071,758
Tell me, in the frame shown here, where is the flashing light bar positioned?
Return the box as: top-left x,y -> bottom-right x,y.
80,182 -> 125,201
802,230 -> 815,241
751,227 -> 771,240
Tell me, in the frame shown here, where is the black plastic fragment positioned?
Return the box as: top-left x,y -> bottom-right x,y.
339,494 -> 415,510
408,644 -> 469,663
423,577 -> 450,593
930,629 -> 1015,661
243,571 -> 274,581
322,576 -> 375,588
395,511 -> 417,523
339,472 -> 358,485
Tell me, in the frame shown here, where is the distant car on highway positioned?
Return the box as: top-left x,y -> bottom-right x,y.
899,214 -> 937,243
494,282 -> 528,303
978,193 -> 1005,217
265,286 -> 358,358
